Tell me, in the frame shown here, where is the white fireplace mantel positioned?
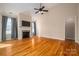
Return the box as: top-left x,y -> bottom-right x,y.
17,13 -> 32,40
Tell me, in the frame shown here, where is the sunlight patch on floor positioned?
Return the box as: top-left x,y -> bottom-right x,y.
31,38 -> 35,48
0,44 -> 12,48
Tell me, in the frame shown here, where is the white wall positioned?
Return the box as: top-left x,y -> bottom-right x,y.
0,14 -> 2,42
33,4 -> 77,40
78,12 -> 79,43
76,5 -> 79,43
17,12 -> 32,40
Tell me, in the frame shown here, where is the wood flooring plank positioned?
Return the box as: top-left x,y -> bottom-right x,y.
0,36 -> 79,56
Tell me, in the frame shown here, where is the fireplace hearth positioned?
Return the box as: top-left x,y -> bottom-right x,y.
22,31 -> 30,38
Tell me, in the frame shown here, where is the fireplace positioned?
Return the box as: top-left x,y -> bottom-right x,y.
22,31 -> 30,38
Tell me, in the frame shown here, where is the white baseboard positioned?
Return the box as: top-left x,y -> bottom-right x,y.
40,35 -> 65,40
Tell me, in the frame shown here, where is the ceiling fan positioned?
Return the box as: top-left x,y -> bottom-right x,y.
34,3 -> 48,14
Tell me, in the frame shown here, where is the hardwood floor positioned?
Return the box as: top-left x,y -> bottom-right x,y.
0,36 -> 79,56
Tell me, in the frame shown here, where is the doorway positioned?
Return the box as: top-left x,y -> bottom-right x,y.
65,17 -> 75,41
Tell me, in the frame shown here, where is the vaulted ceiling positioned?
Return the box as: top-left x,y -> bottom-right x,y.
0,3 -> 61,17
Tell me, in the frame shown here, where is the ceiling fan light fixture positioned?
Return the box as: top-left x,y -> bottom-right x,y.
39,11 -> 42,13
34,3 -> 48,14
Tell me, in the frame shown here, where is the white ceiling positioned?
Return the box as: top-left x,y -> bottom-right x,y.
0,3 -> 58,17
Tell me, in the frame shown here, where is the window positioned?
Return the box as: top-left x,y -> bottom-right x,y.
6,18 -> 12,34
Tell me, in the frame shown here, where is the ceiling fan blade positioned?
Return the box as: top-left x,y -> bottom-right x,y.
42,10 -> 48,12
35,11 -> 39,14
34,8 -> 39,10
41,6 -> 45,9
